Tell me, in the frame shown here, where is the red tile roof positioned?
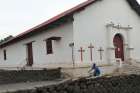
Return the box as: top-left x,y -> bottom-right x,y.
127,0 -> 140,16
0,0 -> 98,48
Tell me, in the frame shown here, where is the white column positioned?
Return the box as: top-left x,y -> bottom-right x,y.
106,23 -> 116,64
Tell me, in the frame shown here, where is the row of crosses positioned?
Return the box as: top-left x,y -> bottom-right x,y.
78,43 -> 104,62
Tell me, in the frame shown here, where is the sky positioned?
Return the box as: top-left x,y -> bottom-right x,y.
138,0 -> 140,3
0,0 -> 139,39
0,0 -> 86,39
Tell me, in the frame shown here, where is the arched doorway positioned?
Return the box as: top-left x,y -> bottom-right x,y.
113,34 -> 124,61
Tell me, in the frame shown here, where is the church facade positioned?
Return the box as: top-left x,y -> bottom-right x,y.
0,0 -> 140,68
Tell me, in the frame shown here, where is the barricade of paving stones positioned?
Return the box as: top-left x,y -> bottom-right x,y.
0,68 -> 61,85
7,74 -> 140,93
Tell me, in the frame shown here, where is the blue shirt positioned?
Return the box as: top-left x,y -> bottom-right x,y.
91,65 -> 100,76
94,67 -> 100,76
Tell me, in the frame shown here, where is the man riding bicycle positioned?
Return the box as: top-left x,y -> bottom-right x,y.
89,63 -> 101,76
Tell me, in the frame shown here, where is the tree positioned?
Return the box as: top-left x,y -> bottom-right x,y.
0,35 -> 14,44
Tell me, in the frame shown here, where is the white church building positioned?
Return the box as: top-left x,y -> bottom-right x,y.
0,0 -> 140,70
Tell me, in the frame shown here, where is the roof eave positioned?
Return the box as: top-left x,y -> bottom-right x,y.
0,0 -> 100,48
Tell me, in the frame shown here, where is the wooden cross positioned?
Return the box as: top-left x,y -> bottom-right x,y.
88,43 -> 94,61
78,47 -> 85,62
98,47 -> 104,60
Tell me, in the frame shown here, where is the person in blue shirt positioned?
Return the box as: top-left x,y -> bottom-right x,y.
89,63 -> 101,76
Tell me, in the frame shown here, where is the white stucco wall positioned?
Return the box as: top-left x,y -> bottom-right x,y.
73,0 -> 140,65
1,0 -> 140,68
0,22 -> 73,67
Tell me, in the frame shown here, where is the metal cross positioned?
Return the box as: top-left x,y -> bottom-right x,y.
98,47 -> 104,60
78,47 -> 85,62
88,43 -> 94,61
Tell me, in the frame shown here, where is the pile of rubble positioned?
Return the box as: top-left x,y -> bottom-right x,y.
8,74 -> 140,93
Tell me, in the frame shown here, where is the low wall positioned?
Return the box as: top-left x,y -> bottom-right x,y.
61,65 -> 116,78
7,74 -> 140,93
0,68 -> 61,85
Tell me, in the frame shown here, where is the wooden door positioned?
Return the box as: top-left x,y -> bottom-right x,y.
113,34 -> 124,61
26,43 -> 33,66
